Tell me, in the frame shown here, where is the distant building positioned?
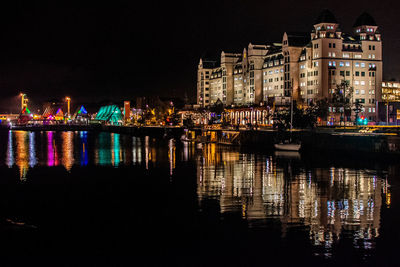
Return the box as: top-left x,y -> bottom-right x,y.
197,10 -> 383,122
382,81 -> 400,102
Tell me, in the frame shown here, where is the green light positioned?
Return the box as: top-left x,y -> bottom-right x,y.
95,105 -> 123,124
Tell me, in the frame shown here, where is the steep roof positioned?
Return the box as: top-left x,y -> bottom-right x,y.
314,9 -> 338,24
201,60 -> 218,69
286,32 -> 310,47
353,12 -> 377,27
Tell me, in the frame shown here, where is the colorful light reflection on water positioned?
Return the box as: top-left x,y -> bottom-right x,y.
1,130 -> 393,262
4,131 -> 174,172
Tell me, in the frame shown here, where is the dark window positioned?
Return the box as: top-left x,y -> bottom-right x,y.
346,71 -> 350,76
361,72 -> 365,77
355,71 -> 359,76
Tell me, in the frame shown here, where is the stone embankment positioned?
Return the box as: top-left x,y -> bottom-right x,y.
3,124 -> 400,155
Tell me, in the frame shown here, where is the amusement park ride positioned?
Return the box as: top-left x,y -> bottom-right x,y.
15,93 -> 79,124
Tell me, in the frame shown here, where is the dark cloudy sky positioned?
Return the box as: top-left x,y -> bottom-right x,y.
0,0 -> 399,112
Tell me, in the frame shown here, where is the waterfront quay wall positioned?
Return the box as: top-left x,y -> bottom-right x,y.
4,124 -> 400,155
238,130 -> 400,154
5,124 -> 184,139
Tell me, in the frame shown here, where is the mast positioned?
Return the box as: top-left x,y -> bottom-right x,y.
290,94 -> 293,132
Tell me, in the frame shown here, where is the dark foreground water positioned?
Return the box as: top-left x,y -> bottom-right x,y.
0,130 -> 399,266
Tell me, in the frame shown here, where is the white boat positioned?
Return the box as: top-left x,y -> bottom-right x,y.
274,143 -> 301,151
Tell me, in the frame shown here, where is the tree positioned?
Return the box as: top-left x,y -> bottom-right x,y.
331,80 -> 354,124
353,99 -> 364,125
313,98 -> 330,122
273,101 -> 317,130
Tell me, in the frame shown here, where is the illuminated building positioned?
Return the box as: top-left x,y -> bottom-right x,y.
382,81 -> 400,102
124,101 -> 131,123
197,10 -> 383,122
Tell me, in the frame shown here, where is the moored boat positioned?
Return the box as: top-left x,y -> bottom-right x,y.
274,143 -> 301,151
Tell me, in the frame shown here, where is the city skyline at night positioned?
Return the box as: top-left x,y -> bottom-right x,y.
0,1 -> 399,113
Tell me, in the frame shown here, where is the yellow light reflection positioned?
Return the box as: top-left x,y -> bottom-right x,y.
62,132 -> 74,171
15,131 -> 29,180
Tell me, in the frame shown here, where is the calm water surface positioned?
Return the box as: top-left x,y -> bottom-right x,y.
0,130 -> 399,266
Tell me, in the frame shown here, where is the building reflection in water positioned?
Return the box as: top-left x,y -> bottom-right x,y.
80,131 -> 89,166
132,137 -> 142,165
6,130 -> 14,168
29,132 -> 37,167
15,131 -> 29,180
47,131 -> 59,167
145,136 -> 149,170
111,133 -> 121,167
62,132 -> 74,171
196,144 -> 384,257
168,138 -> 175,175
95,132 -> 112,166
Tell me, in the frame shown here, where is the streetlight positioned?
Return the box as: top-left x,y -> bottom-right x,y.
65,97 -> 71,118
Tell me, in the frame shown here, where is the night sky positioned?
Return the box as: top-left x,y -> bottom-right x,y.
0,0 -> 399,113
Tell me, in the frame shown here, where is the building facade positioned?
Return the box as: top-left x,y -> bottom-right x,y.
382,81 -> 400,102
197,10 -> 383,122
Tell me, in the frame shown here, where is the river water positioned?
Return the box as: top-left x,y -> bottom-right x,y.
0,130 -> 399,266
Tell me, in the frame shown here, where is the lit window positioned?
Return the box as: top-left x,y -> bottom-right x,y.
345,62 -> 350,67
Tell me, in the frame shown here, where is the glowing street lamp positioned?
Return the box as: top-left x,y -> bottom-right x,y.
65,97 -> 71,118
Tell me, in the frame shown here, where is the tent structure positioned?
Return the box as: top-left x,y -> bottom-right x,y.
55,108 -> 64,120
42,105 -> 64,120
95,105 -> 123,125
72,106 -> 89,121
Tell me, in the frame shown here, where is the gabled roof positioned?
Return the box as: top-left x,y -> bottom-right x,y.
314,9 -> 338,24
286,32 -> 310,47
201,60 -> 218,69
353,12 -> 377,27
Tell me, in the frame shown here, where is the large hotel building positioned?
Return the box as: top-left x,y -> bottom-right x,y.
197,10 -> 383,122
